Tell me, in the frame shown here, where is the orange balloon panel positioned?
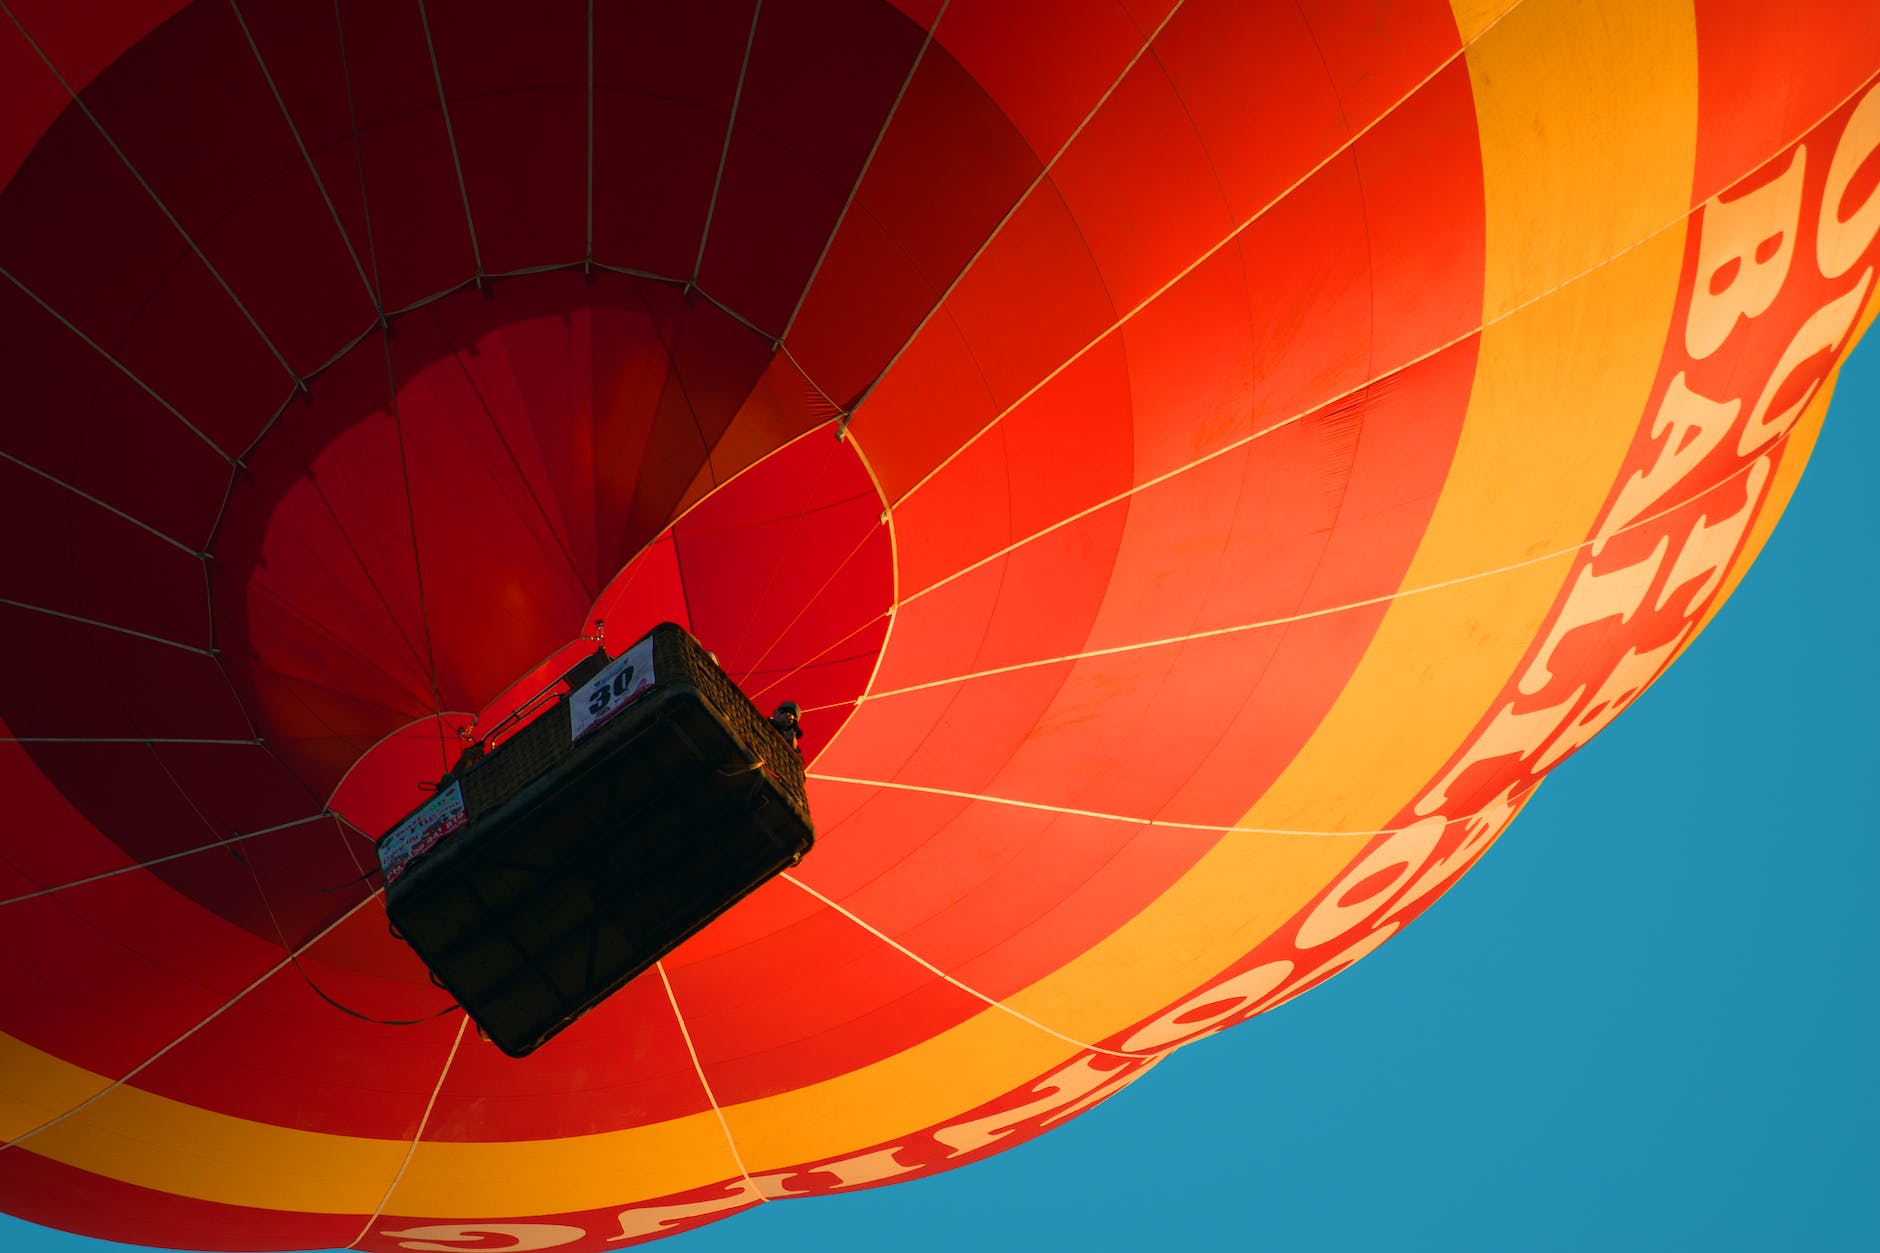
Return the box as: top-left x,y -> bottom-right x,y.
0,0 -> 1876,1248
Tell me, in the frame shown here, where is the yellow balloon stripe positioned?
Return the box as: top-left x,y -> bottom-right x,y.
0,1033 -> 401,1215
0,833 -> 1337,1221
1241,0 -> 1700,837
0,829 -> 1350,1218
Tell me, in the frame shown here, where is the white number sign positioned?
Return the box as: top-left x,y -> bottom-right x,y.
570,637 -> 657,742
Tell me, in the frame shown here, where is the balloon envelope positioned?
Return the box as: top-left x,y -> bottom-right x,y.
0,1 -> 1875,1249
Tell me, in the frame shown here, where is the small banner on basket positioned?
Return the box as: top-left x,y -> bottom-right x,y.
378,781 -> 467,883
571,636 -> 657,742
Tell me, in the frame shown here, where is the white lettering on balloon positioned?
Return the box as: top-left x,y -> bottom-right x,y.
929,1052 -> 1159,1159
604,1180 -> 768,1243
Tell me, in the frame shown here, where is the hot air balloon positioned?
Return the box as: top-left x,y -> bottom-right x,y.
1,0 -> 1876,1249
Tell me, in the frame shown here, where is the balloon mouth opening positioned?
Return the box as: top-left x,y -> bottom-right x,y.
318,414 -> 894,853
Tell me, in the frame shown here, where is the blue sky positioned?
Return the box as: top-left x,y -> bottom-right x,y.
6,336 -> 1875,1253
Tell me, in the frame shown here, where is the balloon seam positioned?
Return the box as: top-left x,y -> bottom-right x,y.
657,961 -> 763,1199
0,266 -> 235,465
802,772 -> 1528,839
228,0 -> 380,314
0,890 -> 380,1153
346,1015 -> 470,1250
0,2 -> 303,389
415,0 -> 485,283
778,0 -> 953,343
691,0 -> 765,289
780,871 -> 1155,1060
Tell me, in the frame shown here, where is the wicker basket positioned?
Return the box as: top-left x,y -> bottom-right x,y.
379,622 -> 815,1056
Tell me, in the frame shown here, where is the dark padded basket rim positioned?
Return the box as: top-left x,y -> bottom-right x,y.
379,622 -> 811,876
